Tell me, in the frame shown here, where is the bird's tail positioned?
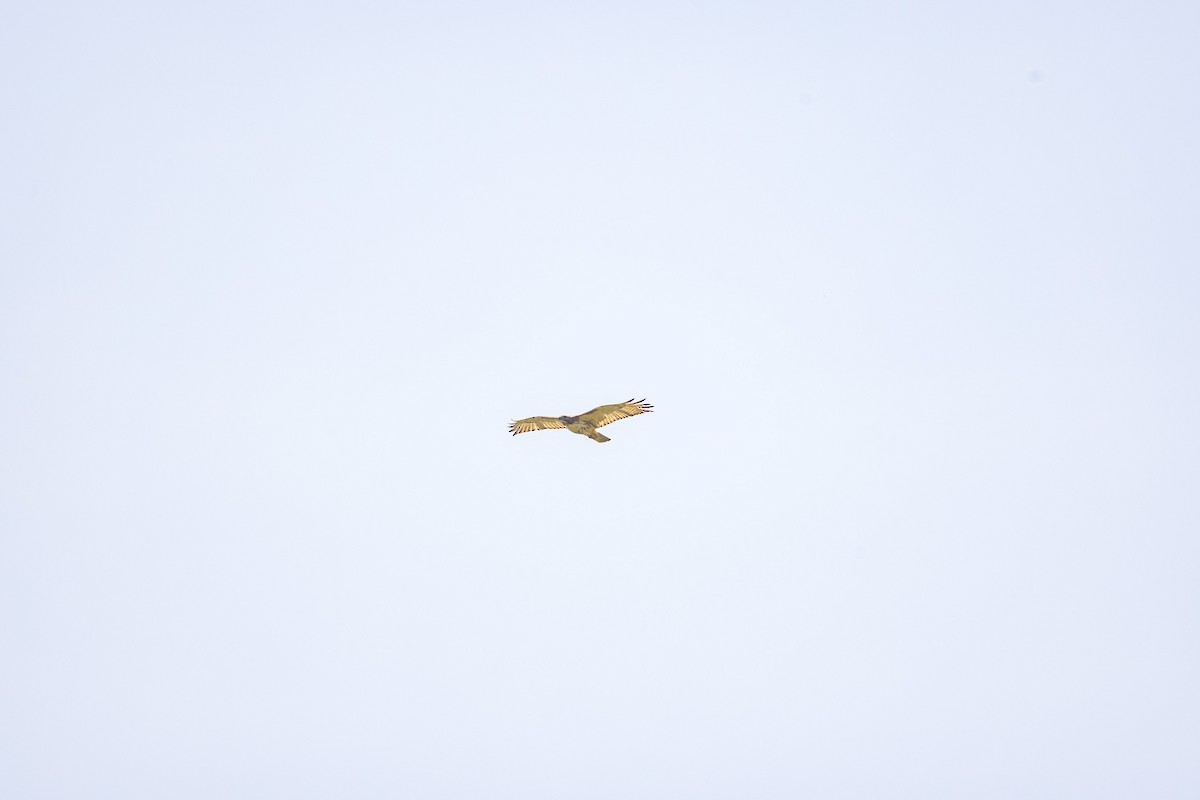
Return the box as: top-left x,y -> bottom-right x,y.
588,430 -> 611,443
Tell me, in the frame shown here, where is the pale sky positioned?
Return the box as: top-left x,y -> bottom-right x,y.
2,2 -> 1198,798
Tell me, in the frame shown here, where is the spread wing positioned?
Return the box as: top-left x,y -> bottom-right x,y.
509,416 -> 566,436
577,399 -> 654,429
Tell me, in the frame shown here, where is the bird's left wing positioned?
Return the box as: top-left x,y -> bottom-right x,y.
509,416 -> 567,436
578,399 -> 654,429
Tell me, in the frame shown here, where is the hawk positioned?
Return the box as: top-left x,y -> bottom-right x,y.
509,398 -> 654,443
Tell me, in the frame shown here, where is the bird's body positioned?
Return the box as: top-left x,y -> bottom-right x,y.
509,399 -> 653,443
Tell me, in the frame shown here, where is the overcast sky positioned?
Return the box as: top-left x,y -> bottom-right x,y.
2,1 -> 1198,797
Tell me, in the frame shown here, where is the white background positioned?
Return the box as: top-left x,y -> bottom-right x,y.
2,1 -> 1198,797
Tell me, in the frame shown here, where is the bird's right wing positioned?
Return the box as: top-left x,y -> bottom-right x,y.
509,416 -> 566,436
578,399 -> 654,429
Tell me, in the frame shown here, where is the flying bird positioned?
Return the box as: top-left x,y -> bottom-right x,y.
509,399 -> 654,443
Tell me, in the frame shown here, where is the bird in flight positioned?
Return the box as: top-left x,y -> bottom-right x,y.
509,399 -> 654,443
